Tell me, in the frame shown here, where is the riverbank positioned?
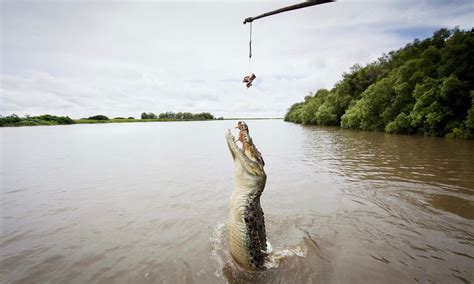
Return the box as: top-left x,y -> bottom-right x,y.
0,117 -> 221,127
284,28 -> 473,140
0,115 -> 282,127
76,117 -> 282,124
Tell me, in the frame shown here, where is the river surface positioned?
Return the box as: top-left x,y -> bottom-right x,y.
1,120 -> 473,283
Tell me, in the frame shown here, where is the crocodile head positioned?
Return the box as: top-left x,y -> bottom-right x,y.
225,122 -> 265,177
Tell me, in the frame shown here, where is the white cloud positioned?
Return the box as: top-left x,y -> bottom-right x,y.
1,0 -> 473,118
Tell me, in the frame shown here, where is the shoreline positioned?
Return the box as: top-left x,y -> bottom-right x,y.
0,117 -> 283,128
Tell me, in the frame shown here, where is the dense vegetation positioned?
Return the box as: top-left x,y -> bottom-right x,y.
0,114 -> 75,127
285,28 -> 474,139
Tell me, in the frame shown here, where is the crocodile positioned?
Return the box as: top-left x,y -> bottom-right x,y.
225,121 -> 267,270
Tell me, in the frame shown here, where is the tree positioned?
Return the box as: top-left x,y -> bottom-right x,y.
141,112 -> 157,119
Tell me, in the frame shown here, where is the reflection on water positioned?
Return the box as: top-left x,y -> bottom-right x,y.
1,121 -> 473,283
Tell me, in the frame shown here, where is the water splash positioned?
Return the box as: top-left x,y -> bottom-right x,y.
209,221 -> 314,277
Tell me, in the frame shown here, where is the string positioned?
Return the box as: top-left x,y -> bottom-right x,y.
248,22 -> 253,74
249,22 -> 252,60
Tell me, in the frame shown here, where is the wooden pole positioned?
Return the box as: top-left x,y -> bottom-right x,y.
243,0 -> 334,24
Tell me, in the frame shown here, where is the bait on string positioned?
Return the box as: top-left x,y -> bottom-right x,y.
242,22 -> 256,89
241,1 -> 334,89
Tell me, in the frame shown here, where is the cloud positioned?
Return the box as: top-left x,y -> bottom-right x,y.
1,0 -> 473,118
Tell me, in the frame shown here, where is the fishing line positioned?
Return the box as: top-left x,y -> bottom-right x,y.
248,22 -> 252,73
243,21 -> 256,88
249,21 -> 252,60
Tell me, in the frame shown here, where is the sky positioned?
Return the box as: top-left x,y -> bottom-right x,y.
1,0 -> 473,119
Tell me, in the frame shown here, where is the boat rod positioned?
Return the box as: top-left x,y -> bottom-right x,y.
243,0 -> 334,24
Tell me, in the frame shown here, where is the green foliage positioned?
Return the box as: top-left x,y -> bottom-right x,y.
141,112 -> 157,119
340,102 -> 362,129
0,114 -> 21,126
192,112 -> 215,120
466,91 -> 474,130
385,113 -> 412,134
158,111 -> 214,120
0,114 -> 75,127
175,112 -> 193,120
159,112 -> 176,119
284,102 -> 304,123
88,115 -> 109,120
285,28 -> 474,139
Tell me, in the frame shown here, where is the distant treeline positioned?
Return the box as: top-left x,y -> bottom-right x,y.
141,111 -> 222,120
0,114 -> 75,127
285,28 -> 474,139
1,112 -> 222,127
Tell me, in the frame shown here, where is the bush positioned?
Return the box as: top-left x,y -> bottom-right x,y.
385,113 -> 412,134
88,115 -> 109,120
0,114 -> 21,126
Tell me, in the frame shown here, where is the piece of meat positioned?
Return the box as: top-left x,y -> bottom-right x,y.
242,73 -> 256,88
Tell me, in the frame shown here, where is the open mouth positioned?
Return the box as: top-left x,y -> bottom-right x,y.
230,129 -> 257,162
227,126 -> 265,170
229,131 -> 244,151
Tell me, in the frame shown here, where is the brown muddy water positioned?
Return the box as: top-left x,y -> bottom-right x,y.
1,120 -> 473,283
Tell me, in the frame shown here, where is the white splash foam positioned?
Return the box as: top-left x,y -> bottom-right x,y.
263,243 -> 307,269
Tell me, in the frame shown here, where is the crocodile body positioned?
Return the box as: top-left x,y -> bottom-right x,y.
225,122 -> 267,270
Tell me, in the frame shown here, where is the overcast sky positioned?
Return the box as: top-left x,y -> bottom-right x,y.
1,0 -> 473,118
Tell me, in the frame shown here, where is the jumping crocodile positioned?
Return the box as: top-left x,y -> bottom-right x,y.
225,121 -> 267,270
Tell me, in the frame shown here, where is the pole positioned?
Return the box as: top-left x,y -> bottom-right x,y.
243,0 -> 334,24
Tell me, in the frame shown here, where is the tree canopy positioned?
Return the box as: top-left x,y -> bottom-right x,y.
284,28 -> 474,139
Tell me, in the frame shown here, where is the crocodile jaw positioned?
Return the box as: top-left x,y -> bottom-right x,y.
225,130 -> 265,177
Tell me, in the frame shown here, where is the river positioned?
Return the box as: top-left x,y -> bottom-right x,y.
1,120 -> 473,283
